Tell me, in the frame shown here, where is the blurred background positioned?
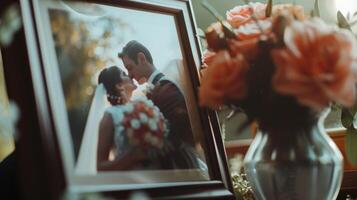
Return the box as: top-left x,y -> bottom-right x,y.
0,52 -> 15,161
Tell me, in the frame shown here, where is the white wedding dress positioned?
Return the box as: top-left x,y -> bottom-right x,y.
75,84 -> 107,175
75,85 -> 151,175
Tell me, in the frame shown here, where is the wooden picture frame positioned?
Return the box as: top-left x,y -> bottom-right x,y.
2,0 -> 234,199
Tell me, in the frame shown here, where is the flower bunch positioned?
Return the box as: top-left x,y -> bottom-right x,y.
232,173 -> 255,200
199,1 -> 357,130
0,4 -> 22,47
122,98 -> 168,149
0,101 -> 19,139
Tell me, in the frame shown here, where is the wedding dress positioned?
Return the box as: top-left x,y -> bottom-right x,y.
75,84 -> 107,175
75,84 -> 207,175
75,85 -> 159,174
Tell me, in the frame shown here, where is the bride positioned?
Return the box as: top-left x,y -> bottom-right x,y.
96,66 -> 149,171
75,66 -> 146,173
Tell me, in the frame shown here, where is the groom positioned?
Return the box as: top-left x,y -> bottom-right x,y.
118,40 -> 195,148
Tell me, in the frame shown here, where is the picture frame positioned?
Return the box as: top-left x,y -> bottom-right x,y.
1,0 -> 234,199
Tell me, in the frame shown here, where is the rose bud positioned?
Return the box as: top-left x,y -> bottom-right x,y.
205,22 -> 227,51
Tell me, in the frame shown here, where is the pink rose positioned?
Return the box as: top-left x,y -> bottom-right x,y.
228,37 -> 260,61
205,22 -> 226,51
272,18 -> 357,110
202,50 -> 216,67
235,19 -> 272,40
226,2 -> 267,28
272,4 -> 306,21
199,51 -> 249,109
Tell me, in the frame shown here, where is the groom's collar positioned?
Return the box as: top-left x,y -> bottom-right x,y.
148,69 -> 161,85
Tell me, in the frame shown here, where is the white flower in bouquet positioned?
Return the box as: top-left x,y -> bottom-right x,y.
122,98 -> 168,150
130,119 -> 140,130
139,113 -> 148,124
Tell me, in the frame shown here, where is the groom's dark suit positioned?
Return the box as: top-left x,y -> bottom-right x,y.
148,73 -> 195,147
146,73 -> 204,169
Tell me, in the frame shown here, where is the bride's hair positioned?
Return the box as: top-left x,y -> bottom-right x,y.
98,66 -> 125,105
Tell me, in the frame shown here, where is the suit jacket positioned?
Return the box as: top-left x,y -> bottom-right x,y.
148,73 -> 195,147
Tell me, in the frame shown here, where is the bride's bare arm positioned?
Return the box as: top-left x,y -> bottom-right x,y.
97,113 -> 145,171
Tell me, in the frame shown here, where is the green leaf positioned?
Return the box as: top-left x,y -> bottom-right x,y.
266,0 -> 273,17
351,103 -> 357,117
345,129 -> 357,166
354,11 -> 357,17
311,0 -> 320,17
330,103 -> 340,112
337,11 -> 352,31
341,107 -> 354,128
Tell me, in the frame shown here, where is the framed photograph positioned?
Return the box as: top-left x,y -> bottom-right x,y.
2,0 -> 234,199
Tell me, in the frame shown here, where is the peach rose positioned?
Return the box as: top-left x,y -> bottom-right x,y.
272,4 -> 306,21
228,38 -> 260,61
202,50 -> 216,67
226,2 -> 267,28
205,22 -> 226,51
199,51 -> 249,109
272,18 -> 357,110
235,18 -> 272,40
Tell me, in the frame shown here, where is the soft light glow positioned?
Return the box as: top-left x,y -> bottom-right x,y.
335,0 -> 357,16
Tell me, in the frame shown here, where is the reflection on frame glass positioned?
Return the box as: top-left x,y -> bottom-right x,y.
32,0 -> 209,185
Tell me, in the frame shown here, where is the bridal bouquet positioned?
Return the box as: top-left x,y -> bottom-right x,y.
199,0 -> 357,131
122,98 -> 168,150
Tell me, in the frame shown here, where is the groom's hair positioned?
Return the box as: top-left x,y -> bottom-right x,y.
118,40 -> 153,65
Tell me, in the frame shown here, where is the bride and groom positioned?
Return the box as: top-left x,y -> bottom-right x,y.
76,40 -> 202,173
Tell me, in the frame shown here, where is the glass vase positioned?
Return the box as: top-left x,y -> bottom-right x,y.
243,110 -> 343,200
